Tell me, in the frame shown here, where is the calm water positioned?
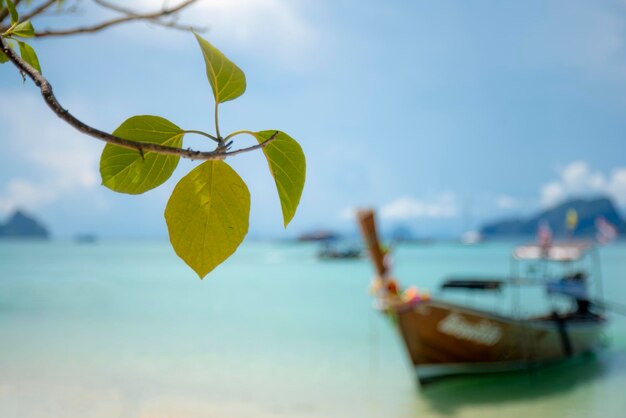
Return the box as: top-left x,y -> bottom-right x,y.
0,240 -> 625,418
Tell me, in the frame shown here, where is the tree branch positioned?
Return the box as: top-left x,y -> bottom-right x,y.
34,0 -> 205,37
0,37 -> 277,161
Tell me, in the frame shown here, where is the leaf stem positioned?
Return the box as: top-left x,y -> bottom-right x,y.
183,130 -> 219,142
2,22 -> 17,36
223,130 -> 256,141
214,103 -> 221,142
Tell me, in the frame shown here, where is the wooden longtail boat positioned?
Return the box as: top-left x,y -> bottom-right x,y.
357,210 -> 607,385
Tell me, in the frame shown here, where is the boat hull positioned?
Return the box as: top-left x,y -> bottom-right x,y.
392,300 -> 605,384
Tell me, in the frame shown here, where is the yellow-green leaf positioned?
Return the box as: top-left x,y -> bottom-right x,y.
100,115 -> 184,194
165,160 -> 250,278
17,41 -> 40,73
0,49 -> 8,64
5,0 -> 18,25
254,130 -> 306,227
11,21 -> 35,38
194,32 -> 246,103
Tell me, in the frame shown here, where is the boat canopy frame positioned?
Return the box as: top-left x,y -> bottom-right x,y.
512,242 -> 594,262
509,241 -> 604,319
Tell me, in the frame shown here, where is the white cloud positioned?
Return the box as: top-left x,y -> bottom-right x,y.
0,179 -> 56,214
0,94 -> 102,215
608,168 -> 626,202
338,206 -> 356,221
133,0 -> 319,68
496,195 -> 519,210
540,181 -> 566,208
380,193 -> 458,221
540,161 -> 626,207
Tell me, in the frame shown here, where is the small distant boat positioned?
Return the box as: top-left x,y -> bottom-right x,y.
357,209 -> 607,385
297,230 -> 340,242
74,234 -> 98,244
317,243 -> 362,260
460,230 -> 482,245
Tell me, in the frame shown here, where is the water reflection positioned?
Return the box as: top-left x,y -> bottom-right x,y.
421,352 -> 624,416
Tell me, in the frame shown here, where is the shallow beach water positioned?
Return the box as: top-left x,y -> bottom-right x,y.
0,241 -> 625,417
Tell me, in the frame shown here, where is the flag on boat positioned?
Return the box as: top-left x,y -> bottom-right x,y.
537,220 -> 552,247
596,216 -> 617,244
566,209 -> 578,233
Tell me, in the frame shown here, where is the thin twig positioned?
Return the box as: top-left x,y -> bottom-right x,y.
21,0 -> 57,21
34,0 -> 204,37
93,0 -> 207,33
0,37 -> 277,160
93,0 -> 144,14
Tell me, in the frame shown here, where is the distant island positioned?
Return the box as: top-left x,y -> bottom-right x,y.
481,197 -> 626,238
0,210 -> 50,239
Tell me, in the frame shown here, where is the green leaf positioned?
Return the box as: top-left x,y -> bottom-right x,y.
165,160 -> 250,278
253,130 -> 306,227
17,41 -> 40,73
0,48 -> 8,64
194,32 -> 246,103
100,115 -> 184,194
11,21 -> 35,38
5,0 -> 17,25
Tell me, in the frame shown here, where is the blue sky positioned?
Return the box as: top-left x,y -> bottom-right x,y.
1,0 -> 626,238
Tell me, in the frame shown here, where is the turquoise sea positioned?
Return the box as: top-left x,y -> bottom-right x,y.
1,241 -> 625,418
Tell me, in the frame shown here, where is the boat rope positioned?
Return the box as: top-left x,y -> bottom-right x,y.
591,298 -> 626,316
551,311 -> 573,357
366,305 -> 382,416
368,304 -> 380,379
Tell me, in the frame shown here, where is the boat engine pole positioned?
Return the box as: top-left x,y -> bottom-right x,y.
357,209 -> 388,281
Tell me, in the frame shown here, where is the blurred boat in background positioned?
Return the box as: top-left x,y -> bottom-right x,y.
297,230 -> 340,242
317,242 -> 363,260
74,233 -> 98,244
460,230 -> 483,245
